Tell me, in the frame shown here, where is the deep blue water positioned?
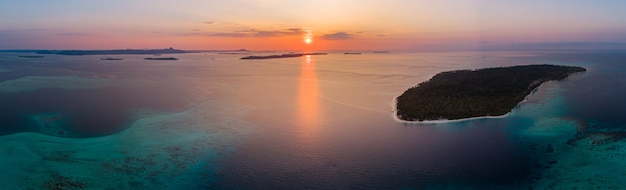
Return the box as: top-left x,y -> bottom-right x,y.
1,50 -> 625,189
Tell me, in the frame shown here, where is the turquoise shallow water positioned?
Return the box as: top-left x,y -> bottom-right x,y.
0,50 -> 625,189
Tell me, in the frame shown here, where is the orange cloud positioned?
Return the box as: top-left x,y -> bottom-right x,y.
321,32 -> 354,40
190,28 -> 309,38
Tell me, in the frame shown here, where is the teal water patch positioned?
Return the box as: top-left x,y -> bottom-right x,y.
505,78 -> 578,142
518,117 -> 578,142
0,99 -> 253,189
390,80 -> 582,189
0,76 -> 192,137
498,68 -> 626,189
0,76 -> 149,93
0,68 -> 10,72
512,82 -> 567,118
472,77 -> 580,188
531,134 -> 626,189
26,112 -> 75,137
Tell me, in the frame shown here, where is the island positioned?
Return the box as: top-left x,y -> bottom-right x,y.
17,55 -> 44,58
144,57 -> 178,60
0,47 -> 250,56
218,52 -> 250,55
39,47 -> 186,55
240,53 -> 327,60
100,58 -> 124,61
344,52 -> 362,55
395,64 -> 586,122
1,48 -> 249,56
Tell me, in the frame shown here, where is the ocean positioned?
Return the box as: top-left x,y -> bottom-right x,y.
0,50 -> 625,189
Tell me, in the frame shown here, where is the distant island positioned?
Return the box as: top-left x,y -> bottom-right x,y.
40,47 -> 186,55
240,53 -> 327,60
395,64 -> 586,122
218,52 -> 250,55
144,57 -> 178,60
1,48 -> 248,56
344,52 -> 362,55
17,55 -> 44,58
100,58 -> 124,61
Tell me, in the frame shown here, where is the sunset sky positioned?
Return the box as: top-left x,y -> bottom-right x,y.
1,0 -> 626,50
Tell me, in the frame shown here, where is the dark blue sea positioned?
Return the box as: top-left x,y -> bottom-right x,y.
0,50 -> 625,189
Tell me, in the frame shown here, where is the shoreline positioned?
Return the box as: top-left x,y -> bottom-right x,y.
392,65 -> 586,124
391,78 -> 557,124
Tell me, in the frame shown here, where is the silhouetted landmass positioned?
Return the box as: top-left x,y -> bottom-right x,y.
373,51 -> 389,53
344,52 -> 362,55
240,53 -> 327,60
1,48 -> 248,55
218,52 -> 250,55
17,55 -> 44,58
100,58 -> 124,60
188,49 -> 248,53
241,54 -> 300,59
396,64 -> 586,121
0,50 -> 41,53
144,57 -> 178,60
52,47 -> 185,55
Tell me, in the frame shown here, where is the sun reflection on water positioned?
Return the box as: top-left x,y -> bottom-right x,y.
297,55 -> 320,145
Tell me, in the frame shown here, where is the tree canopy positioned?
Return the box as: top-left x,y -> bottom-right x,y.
396,64 -> 586,121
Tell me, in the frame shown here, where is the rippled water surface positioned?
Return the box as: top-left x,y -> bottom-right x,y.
1,50 -> 625,189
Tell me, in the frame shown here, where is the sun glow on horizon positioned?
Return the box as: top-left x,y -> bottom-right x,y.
304,30 -> 313,44
1,1 -> 625,50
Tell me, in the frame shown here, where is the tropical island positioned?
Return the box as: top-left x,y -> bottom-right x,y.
395,64 -> 586,122
1,48 -> 248,56
144,57 -> 178,60
240,52 -> 327,59
100,58 -> 124,61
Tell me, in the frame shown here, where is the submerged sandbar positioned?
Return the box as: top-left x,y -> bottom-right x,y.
396,64 -> 586,122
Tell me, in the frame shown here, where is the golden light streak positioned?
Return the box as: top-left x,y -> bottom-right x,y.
297,55 -> 320,146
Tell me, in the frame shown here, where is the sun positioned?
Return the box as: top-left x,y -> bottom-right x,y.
304,30 -> 313,44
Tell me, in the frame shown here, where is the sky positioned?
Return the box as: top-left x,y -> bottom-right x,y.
1,0 -> 626,50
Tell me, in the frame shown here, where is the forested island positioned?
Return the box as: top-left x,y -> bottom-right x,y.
396,64 -> 586,121
240,53 -> 327,59
1,48 -> 248,55
100,58 -> 124,60
46,47 -> 186,55
144,57 -> 178,60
